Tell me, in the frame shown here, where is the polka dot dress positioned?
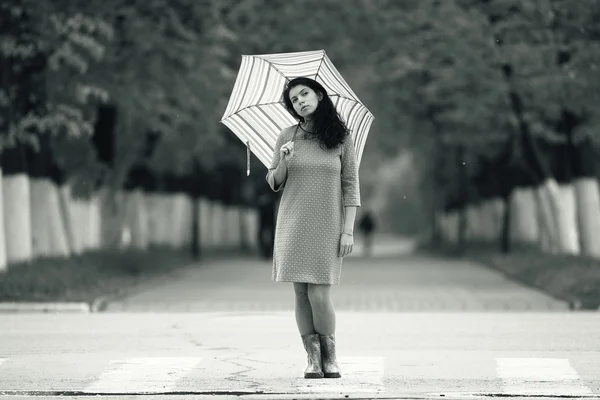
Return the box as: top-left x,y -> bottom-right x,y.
266,125 -> 361,285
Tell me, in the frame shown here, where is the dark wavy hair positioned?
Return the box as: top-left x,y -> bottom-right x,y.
282,77 -> 349,150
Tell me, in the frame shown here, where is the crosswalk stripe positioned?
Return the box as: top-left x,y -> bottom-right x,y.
295,356 -> 385,393
83,357 -> 202,394
496,358 -> 593,396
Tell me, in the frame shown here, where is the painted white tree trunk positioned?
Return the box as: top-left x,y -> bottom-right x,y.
438,213 -> 450,243
243,207 -> 259,250
230,206 -> 242,249
145,193 -> 161,247
30,178 -> 50,258
490,198 -> 505,242
30,178 -> 70,258
124,189 -> 149,250
88,194 -> 102,250
448,210 -> 461,244
160,193 -> 174,247
558,183 -> 580,254
197,198 -> 207,251
221,204 -> 229,249
573,178 -> 600,257
222,206 -> 232,248
199,198 -> 213,251
176,194 -> 193,248
98,187 -> 127,250
224,206 -> 236,248
465,205 -> 480,241
224,205 -> 233,249
152,192 -> 163,247
182,194 -> 194,248
535,179 -> 573,254
58,184 -> 82,255
159,193 -> 173,246
2,173 -> 33,263
212,201 -> 224,250
478,200 -> 500,242
166,193 -> 180,247
69,197 -> 86,252
0,169 -> 7,271
509,187 -> 538,244
477,202 -> 493,241
535,184 -> 556,253
48,181 -> 71,257
169,193 -> 191,248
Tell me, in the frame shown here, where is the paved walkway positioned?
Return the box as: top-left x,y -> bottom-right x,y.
105,236 -> 569,312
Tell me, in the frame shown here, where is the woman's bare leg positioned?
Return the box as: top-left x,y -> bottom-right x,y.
294,282 -> 316,335
307,284 -> 335,335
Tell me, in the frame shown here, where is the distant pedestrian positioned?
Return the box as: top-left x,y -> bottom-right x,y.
358,209 -> 376,257
266,77 -> 361,379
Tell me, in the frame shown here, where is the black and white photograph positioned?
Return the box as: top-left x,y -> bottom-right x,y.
1,1 -> 599,399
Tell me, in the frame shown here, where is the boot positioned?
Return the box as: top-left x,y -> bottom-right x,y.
301,333 -> 324,378
320,334 -> 341,378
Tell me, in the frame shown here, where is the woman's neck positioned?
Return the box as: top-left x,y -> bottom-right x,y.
301,118 -> 314,129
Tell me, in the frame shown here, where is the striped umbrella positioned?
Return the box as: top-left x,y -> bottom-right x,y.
220,49 -> 374,176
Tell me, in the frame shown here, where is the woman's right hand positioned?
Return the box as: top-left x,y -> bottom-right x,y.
279,140 -> 294,164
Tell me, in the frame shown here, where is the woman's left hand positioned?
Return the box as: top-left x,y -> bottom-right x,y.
339,233 -> 354,258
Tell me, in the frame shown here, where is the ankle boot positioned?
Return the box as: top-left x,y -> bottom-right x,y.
301,333 -> 324,379
319,334 -> 341,378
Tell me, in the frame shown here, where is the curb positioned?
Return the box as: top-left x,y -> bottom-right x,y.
90,250 -> 260,313
416,248 -> 600,311
473,257 -> 600,311
0,302 -> 91,313
0,251 -> 256,315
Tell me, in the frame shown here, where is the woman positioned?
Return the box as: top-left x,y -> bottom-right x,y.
266,77 -> 361,379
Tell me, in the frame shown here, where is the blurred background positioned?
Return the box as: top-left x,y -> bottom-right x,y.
1,0 -> 599,304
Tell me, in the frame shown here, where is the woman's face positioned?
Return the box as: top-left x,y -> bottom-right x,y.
289,84 -> 322,119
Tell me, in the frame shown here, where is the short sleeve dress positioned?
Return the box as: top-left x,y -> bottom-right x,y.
265,125 -> 361,285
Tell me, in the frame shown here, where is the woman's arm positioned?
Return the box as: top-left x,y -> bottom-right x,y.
343,206 -> 357,234
266,130 -> 288,192
340,136 -> 361,209
271,161 -> 288,190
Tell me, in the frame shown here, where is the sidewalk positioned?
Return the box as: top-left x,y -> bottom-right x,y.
104,235 -> 568,312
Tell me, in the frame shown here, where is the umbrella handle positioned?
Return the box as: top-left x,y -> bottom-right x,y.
246,140 -> 250,177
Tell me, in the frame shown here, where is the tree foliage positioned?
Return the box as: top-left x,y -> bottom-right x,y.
2,0 -> 599,211
0,0 -> 112,151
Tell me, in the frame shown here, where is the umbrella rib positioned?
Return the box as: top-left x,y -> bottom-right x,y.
222,101 -> 286,121
258,58 -> 294,84
257,50 -> 325,84
315,56 -> 325,81
222,95 -> 364,121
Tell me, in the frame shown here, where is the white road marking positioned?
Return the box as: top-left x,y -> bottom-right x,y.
296,356 -> 385,393
83,357 -> 202,393
496,358 -> 593,396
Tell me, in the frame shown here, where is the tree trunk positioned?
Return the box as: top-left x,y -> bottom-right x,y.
1,145 -> 33,264
501,192 -> 511,253
512,92 -> 569,254
0,169 -> 6,271
457,145 -> 467,254
191,195 -> 200,259
509,186 -> 539,244
571,136 -> 600,257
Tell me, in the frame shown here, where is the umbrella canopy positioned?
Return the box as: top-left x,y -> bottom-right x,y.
220,50 -> 374,176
